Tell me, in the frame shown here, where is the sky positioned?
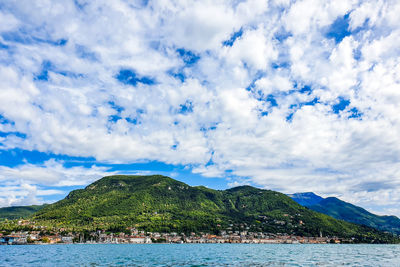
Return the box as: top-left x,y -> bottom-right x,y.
0,0 -> 400,216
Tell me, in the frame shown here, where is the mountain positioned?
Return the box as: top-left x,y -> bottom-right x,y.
3,175 -> 398,243
309,197 -> 400,235
289,193 -> 400,235
0,204 -> 47,220
287,192 -> 324,206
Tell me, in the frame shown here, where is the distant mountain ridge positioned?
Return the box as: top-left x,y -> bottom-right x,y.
287,192 -> 324,206
289,193 -> 400,235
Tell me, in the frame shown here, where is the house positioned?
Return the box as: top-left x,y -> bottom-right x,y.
1,235 -> 27,245
48,235 -> 62,244
129,237 -> 152,243
28,233 -> 39,241
61,236 -> 74,243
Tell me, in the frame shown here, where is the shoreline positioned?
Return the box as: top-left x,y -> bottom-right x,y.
2,242 -> 399,246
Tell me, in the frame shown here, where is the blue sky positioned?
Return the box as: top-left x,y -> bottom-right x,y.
1,0 -> 400,216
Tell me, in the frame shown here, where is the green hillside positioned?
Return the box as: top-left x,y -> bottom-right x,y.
0,204 -> 47,220
309,197 -> 400,235
5,175 -> 398,243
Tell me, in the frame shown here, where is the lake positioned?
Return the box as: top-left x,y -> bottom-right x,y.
1,244 -> 400,266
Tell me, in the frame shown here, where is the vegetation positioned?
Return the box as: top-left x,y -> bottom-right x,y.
1,175 -> 399,243
0,204 -> 47,220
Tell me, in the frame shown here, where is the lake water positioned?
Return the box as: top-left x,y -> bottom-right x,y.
1,244 -> 400,266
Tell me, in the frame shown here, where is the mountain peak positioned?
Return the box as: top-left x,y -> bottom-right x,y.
226,185 -> 260,192
88,174 -> 187,188
288,192 -> 324,206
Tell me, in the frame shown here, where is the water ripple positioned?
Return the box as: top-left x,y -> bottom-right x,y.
1,244 -> 400,266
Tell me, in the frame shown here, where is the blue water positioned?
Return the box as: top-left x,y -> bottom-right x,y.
1,244 -> 400,266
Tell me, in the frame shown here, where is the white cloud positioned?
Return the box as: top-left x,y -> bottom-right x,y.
0,160 -> 114,207
1,0 -> 400,216
222,26 -> 278,71
0,11 -> 20,32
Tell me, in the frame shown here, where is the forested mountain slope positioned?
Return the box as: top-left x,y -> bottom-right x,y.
28,175 -> 398,243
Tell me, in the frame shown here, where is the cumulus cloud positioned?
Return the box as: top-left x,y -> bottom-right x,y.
0,159 -> 115,207
0,0 -> 400,216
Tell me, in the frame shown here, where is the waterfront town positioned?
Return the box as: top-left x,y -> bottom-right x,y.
0,230 -> 343,245
1,220 -> 345,245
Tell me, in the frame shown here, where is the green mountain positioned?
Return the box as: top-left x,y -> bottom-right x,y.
308,197 -> 400,235
5,175 -> 398,243
0,204 -> 47,220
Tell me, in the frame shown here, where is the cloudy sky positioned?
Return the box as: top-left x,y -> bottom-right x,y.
0,0 -> 400,216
